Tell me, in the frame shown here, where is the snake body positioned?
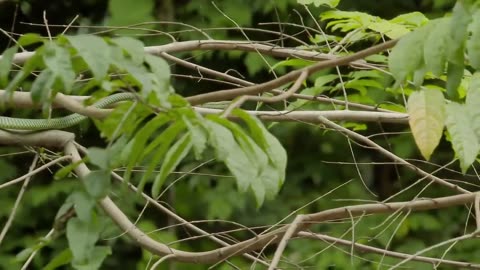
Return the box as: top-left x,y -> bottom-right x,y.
0,93 -> 137,130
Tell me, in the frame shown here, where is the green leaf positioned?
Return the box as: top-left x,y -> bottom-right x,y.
123,114 -> 170,183
390,12 -> 428,27
446,62 -> 464,100
66,35 -> 110,81
209,115 -> 269,179
72,246 -> 111,270
0,46 -> 18,88
66,217 -> 101,261
17,33 -> 44,47
137,121 -> 186,192
467,10 -> 480,69
42,249 -> 72,270
466,72 -> 480,139
152,133 -> 192,198
423,18 -> 449,76
233,109 -> 287,188
203,120 -> 265,203
30,69 -> 55,103
407,89 -> 445,160
183,116 -> 207,159
111,37 -> 145,65
5,50 -> 43,99
445,102 -> 480,173
145,54 -> 170,88
69,191 -> 95,222
448,1 -> 471,64
83,170 -> 111,199
389,26 -> 428,83
87,148 -> 109,170
297,0 -> 339,7
43,43 -> 75,93
54,159 -> 85,180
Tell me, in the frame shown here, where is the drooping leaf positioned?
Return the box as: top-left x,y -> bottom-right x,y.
446,61 -> 464,100
0,46 -> 17,88
445,102 -> 480,173
209,116 -> 268,167
389,26 -> 428,83
66,35 -> 110,81
66,217 -> 101,262
72,246 -> 111,270
83,170 -> 111,199
111,36 -> 145,65
42,248 -> 73,270
152,133 -> 192,198
467,9 -> 480,69
86,148 -> 109,170
183,116 -> 207,159
466,72 -> 480,138
30,69 -> 55,103
123,114 -> 170,183
203,120 -> 257,194
43,43 -> 76,93
448,0 -> 471,64
407,89 -> 445,160
233,109 -> 288,189
137,121 -> 186,192
6,51 -> 43,95
69,191 -> 95,222
144,54 -> 172,102
423,18 -> 449,76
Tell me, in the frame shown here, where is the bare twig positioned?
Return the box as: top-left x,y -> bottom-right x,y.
0,155 -> 70,190
0,154 -> 39,246
316,116 -> 470,193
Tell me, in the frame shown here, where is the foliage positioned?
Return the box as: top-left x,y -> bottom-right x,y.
2,0 -> 480,269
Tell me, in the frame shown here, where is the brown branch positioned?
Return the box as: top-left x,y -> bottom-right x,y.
1,89 -> 409,124
162,52 -> 390,112
185,39 -> 398,105
6,39 -> 371,66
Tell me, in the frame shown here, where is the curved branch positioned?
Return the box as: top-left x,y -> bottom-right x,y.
186,39 -> 398,105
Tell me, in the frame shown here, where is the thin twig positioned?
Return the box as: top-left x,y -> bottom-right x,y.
0,154 -> 39,246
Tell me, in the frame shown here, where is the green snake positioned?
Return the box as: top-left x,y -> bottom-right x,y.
0,93 -> 137,130
0,93 -> 230,130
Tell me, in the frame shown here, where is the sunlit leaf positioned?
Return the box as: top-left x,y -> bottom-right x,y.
407,88 -> 445,160
297,0 -> 339,8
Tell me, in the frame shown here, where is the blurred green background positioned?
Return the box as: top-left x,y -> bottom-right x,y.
2,0 -> 478,269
